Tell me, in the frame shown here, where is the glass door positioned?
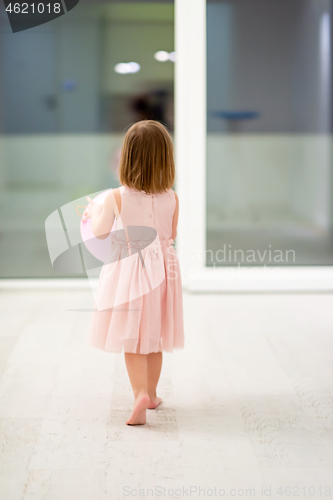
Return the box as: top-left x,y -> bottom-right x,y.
175,0 -> 333,291
0,1 -> 175,279
206,0 -> 333,268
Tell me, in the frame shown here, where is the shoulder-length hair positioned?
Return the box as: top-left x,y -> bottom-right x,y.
117,120 -> 175,194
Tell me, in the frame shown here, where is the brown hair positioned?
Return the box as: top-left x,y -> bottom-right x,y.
117,120 -> 175,194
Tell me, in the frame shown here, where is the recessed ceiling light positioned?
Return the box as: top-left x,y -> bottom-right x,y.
154,51 -> 170,62
114,62 -> 141,74
127,62 -> 140,73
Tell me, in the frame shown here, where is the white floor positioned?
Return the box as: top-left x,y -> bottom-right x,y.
0,289 -> 333,500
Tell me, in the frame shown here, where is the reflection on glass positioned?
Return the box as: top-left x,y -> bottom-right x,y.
206,0 -> 333,266
0,1 -> 174,278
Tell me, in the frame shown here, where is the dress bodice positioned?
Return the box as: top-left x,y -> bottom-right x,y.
113,185 -> 176,246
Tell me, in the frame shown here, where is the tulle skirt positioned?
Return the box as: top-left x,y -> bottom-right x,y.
87,236 -> 185,354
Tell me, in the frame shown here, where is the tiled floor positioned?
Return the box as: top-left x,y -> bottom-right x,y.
0,289 -> 333,499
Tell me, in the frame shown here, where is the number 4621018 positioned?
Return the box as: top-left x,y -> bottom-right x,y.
6,3 -> 62,14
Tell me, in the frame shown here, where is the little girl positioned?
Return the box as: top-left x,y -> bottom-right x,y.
82,120 -> 185,426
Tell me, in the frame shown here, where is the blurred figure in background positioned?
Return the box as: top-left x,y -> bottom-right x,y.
131,89 -> 171,129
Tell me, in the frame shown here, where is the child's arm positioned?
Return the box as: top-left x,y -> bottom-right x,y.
83,191 -> 116,240
172,192 -> 179,240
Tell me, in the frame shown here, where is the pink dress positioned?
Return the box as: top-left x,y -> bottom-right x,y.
87,185 -> 185,354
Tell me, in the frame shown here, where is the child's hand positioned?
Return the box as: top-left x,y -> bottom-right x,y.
82,196 -> 95,222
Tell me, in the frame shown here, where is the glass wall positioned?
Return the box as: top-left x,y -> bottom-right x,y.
206,0 -> 333,266
0,0 -> 174,278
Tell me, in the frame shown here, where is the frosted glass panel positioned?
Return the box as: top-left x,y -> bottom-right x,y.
206,0 -> 333,266
0,1 -> 174,278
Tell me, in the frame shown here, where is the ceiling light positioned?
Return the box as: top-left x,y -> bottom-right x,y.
154,51 -> 170,62
127,62 -> 140,73
114,62 -> 140,74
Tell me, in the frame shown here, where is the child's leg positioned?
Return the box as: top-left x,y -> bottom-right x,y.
147,351 -> 163,409
124,352 -> 148,398
124,353 -> 150,425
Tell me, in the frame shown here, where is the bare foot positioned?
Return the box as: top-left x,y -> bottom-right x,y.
126,393 -> 150,425
148,396 -> 162,409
